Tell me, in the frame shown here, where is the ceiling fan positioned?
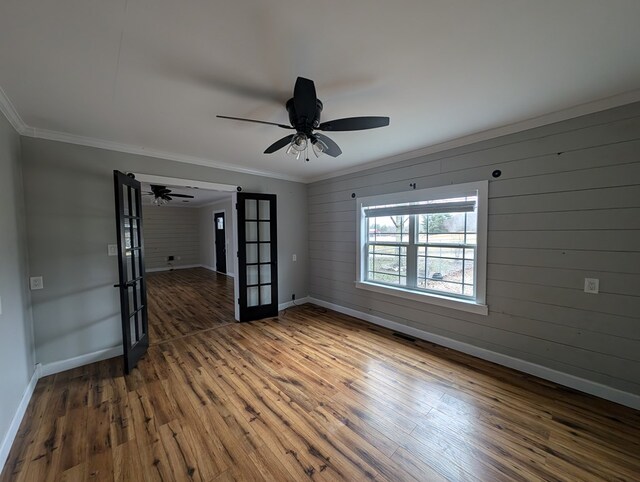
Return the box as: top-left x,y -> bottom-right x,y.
145,185 -> 195,205
217,77 -> 390,160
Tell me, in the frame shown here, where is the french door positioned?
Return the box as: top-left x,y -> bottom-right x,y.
113,170 -> 149,373
237,193 -> 278,322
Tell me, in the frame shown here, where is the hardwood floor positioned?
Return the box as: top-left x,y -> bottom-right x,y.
147,268 -> 234,344
3,284 -> 640,480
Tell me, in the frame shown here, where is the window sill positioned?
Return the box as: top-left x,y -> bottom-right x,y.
355,281 -> 488,316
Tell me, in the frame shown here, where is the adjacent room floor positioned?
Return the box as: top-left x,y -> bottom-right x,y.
2,306 -> 639,480
147,267 -> 234,344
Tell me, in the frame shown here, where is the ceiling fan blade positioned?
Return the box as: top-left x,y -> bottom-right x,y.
293,77 -> 317,123
318,116 -> 390,131
169,194 -> 195,199
217,115 -> 292,129
164,195 -> 173,201
264,134 -> 295,154
313,133 -> 342,157
150,185 -> 172,194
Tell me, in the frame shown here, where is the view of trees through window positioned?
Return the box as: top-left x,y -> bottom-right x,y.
366,198 -> 477,298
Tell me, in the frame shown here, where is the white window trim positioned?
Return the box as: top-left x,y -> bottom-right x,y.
355,180 -> 489,316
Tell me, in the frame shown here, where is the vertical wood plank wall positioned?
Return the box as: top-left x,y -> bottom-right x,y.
142,206 -> 201,270
308,102 -> 640,397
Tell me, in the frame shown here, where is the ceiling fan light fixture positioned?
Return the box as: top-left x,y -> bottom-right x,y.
286,133 -> 307,157
312,138 -> 327,158
285,143 -> 296,157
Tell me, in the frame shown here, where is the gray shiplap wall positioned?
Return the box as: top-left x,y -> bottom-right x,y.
142,206 -> 201,270
308,102 -> 640,397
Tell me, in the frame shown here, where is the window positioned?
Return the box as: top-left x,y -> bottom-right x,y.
356,181 -> 488,315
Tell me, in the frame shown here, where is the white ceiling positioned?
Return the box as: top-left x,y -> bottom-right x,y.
1,1 -> 639,182
141,182 -> 231,208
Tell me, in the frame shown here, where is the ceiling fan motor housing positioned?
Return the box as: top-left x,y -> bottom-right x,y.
286,98 -> 323,134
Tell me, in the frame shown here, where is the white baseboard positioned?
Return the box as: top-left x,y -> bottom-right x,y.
145,264 -> 202,273
200,265 -> 234,277
2,345 -> 122,472
308,297 -> 640,410
39,346 -> 123,378
0,364 -> 41,473
278,296 -> 310,311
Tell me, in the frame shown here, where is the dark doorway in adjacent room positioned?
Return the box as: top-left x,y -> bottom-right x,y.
214,212 -> 227,274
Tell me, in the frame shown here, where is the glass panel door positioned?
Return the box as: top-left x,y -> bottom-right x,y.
113,170 -> 149,373
237,193 -> 278,322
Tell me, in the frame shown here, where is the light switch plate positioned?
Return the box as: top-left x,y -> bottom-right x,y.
584,278 -> 599,294
30,276 -> 44,290
292,254 -> 297,262
108,244 -> 118,256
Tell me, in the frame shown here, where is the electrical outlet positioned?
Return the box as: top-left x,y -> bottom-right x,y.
584,278 -> 599,294
292,254 -> 297,262
291,294 -> 296,301
30,276 -> 44,290
108,244 -> 118,256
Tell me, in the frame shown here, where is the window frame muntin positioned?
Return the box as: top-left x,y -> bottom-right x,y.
356,181 -> 488,315
365,213 -> 476,301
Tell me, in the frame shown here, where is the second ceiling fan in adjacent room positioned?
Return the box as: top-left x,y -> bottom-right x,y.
145,185 -> 195,206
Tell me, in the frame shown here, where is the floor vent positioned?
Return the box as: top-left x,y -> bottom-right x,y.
393,332 -> 417,343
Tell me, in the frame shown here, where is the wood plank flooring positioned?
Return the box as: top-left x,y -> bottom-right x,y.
147,268 -> 234,344
3,270 -> 640,481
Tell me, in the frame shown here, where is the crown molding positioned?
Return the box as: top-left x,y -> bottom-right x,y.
0,86 -> 303,182
0,85 -> 303,183
307,88 -> 640,184
0,87 -> 298,181
23,127 -> 305,183
0,85 -> 32,135
3,82 -> 640,185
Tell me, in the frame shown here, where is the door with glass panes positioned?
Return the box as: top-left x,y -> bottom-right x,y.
237,193 -> 278,321
113,170 -> 149,373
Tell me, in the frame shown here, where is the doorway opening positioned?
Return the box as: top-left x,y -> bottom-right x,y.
135,174 -> 237,345
214,211 -> 227,274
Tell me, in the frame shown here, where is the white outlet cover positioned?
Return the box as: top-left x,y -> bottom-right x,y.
108,244 -> 118,256
30,276 -> 44,290
584,278 -> 599,294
